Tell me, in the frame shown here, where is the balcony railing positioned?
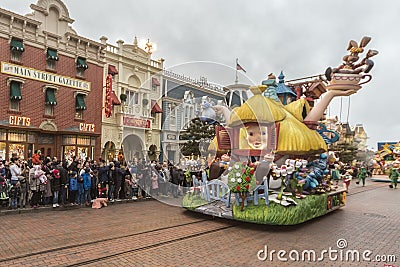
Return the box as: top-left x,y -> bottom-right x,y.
163,69 -> 224,94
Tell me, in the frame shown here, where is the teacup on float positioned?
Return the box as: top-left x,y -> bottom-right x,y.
327,73 -> 372,91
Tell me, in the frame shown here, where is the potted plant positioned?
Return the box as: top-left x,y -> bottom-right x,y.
120,93 -> 127,102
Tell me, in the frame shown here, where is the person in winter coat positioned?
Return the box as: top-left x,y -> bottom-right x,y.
9,157 -> 22,186
56,162 -> 69,206
31,150 -> 42,165
29,165 -> 41,208
150,171 -> 159,197
111,162 -> 124,200
170,166 -> 180,198
19,164 -> 29,208
81,167 -> 92,205
69,171 -> 78,205
51,169 -> 61,207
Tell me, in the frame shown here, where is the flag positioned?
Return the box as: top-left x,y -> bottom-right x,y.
236,62 -> 246,73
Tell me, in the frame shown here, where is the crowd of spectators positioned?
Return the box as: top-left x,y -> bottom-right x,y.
0,151 -> 188,210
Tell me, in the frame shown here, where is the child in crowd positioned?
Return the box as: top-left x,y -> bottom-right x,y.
124,174 -> 132,199
0,176 -> 9,207
81,167 -> 92,206
9,182 -> 21,209
92,182 -> 107,209
69,171 -> 78,205
97,182 -> 107,198
151,171 -> 159,197
34,165 -> 47,185
130,173 -> 139,200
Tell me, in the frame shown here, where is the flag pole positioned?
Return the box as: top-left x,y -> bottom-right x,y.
235,58 -> 239,84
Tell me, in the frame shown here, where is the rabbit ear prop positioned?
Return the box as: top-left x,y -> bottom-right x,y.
359,36 -> 371,48
347,40 -> 358,50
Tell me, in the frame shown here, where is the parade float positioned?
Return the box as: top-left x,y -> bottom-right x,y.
182,36 -> 378,225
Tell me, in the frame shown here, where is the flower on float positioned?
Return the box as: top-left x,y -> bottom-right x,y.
245,184 -> 250,189
230,178 -> 236,183
268,194 -> 297,206
236,172 -> 241,177
228,167 -> 232,171
236,185 -> 241,191
245,176 -> 251,182
237,178 -> 242,183
234,164 -> 240,169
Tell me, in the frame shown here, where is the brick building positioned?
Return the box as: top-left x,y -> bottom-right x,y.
0,0 -> 105,161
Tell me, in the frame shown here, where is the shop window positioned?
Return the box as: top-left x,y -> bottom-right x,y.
78,147 -> 88,160
0,130 -> 6,141
77,136 -> 91,146
46,48 -> 59,70
10,38 -> 24,62
8,131 -> 26,142
9,143 -> 24,160
62,135 -> 76,145
63,146 -> 76,160
0,142 -> 6,160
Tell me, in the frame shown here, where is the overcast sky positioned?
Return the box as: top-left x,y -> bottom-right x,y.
2,0 -> 398,150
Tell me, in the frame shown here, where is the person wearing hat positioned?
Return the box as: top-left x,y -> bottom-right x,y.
31,150 -> 42,165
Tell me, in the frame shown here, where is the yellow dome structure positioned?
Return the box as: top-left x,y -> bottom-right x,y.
227,85 -> 327,155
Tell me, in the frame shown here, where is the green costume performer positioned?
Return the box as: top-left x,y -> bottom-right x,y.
356,167 -> 367,186
389,168 -> 399,189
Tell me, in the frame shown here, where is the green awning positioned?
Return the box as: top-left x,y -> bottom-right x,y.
76,57 -> 88,69
76,94 -> 86,110
10,38 -> 24,52
45,89 -> 57,105
47,49 -> 59,61
10,81 -> 22,100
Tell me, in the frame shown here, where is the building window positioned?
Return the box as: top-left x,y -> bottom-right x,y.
76,57 -> 88,77
152,77 -> 160,91
9,81 -> 22,111
44,88 -> 57,116
169,105 -> 176,130
75,93 -> 86,119
46,48 -> 59,70
126,90 -> 139,106
10,38 -> 24,62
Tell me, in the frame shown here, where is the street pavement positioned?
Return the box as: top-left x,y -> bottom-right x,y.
0,177 -> 398,267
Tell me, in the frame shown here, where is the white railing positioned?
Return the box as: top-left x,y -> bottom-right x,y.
163,69 -> 224,94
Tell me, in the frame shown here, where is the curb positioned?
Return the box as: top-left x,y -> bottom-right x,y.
0,197 -> 153,216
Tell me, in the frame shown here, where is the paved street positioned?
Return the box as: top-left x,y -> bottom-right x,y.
0,177 -> 398,267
